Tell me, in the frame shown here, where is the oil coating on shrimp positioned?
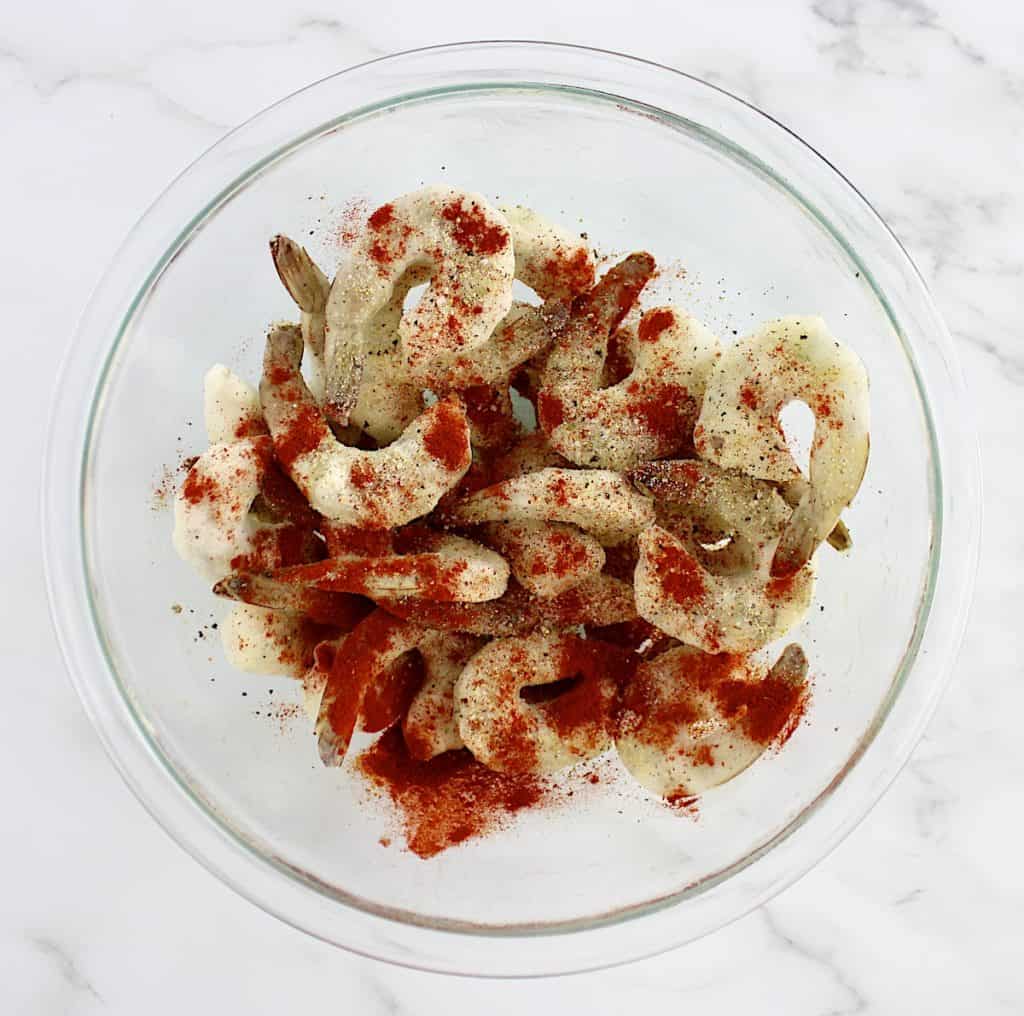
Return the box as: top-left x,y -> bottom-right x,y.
323,186 -> 515,422
694,316 -> 869,576
259,324 -> 471,527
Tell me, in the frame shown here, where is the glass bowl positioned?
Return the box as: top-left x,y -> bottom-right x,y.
43,42 -> 979,976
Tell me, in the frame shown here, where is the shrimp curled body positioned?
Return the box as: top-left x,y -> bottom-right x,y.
455,633 -> 624,774
616,644 -> 809,797
260,324 -> 471,527
323,186 -> 515,420
694,316 -> 869,576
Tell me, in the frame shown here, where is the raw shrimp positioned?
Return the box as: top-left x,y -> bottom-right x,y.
409,301 -> 569,390
172,436 -> 317,582
402,632 -> 484,760
442,467 -> 655,546
500,204 -> 596,300
316,610 -> 429,765
694,316 -> 869,576
541,297 -> 721,470
219,603 -> 335,679
615,644 -> 808,798
259,324 -> 470,526
630,459 -> 792,576
216,533 -> 509,603
377,573 -> 637,635
455,633 -> 625,774
349,265 -> 430,443
203,365 -> 266,444
634,525 -> 814,654
481,521 -> 605,598
323,186 -> 515,422
270,235 -> 331,400
213,570 -> 374,627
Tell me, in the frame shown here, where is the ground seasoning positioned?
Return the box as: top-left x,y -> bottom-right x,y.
440,198 -> 509,256
359,728 -> 545,858
422,397 -> 471,472
651,538 -> 706,608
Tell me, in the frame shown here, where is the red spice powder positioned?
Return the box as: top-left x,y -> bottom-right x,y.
638,308 -> 675,344
714,674 -> 807,745
323,612 -> 411,753
359,727 -> 545,857
362,651 -> 425,734
740,383 -> 760,410
652,539 -> 706,607
368,239 -> 392,266
322,522 -> 393,558
349,461 -> 376,490
422,398 -> 470,472
460,385 -> 518,451
625,381 -> 695,442
541,248 -> 596,296
367,203 -> 395,231
440,199 -> 509,256
536,392 -> 566,431
543,528 -> 591,578
541,638 -> 633,743
273,406 -> 330,469
182,469 -> 219,505
692,744 -> 715,767
766,570 -> 801,602
547,474 -> 571,508
233,416 -> 269,439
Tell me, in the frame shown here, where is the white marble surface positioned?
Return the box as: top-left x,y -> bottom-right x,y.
3,0 -> 1021,1010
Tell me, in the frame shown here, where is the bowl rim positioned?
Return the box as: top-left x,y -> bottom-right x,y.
42,39 -> 981,977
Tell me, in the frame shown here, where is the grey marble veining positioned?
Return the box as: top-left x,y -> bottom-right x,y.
2,1 -> 1021,1012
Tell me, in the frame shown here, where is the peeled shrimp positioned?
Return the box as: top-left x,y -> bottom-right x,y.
402,632 -> 483,760
203,365 -> 265,444
442,467 -> 655,546
349,265 -> 429,443
377,573 -> 637,635
501,204 -> 596,300
172,436 -> 316,582
541,296 -> 721,470
630,459 -> 793,576
323,186 -> 515,421
220,603 -> 327,679
455,633 -> 623,774
260,324 -> 470,526
481,521 -> 605,598
616,644 -> 808,797
216,533 -> 509,603
694,316 -> 869,576
270,235 -> 331,400
634,525 -> 814,654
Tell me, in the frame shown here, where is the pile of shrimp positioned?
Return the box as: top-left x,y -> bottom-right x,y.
173,185 -> 870,823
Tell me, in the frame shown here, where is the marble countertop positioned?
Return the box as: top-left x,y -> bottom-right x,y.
4,0 -> 1021,1011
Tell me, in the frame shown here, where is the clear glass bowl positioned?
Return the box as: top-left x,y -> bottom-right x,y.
43,42 -> 979,976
